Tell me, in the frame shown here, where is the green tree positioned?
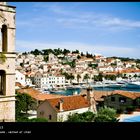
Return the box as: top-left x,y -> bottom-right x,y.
66,111 -> 95,122
44,55 -> 49,62
53,48 -> 63,56
77,55 -> 81,59
22,52 -> 27,55
84,74 -> 90,84
63,49 -> 70,55
72,50 -> 79,54
123,74 -> 127,79
30,49 -> 42,56
98,73 -> 103,82
62,72 -> 74,84
134,74 -> 137,79
66,113 -> 84,122
16,92 -> 36,115
94,106 -> 118,122
81,52 -> 84,56
16,117 -> 48,122
27,118 -> 48,122
69,73 -> 74,84
16,116 -> 29,122
77,74 -> 81,84
70,60 -> 76,68
93,73 -> 103,82
104,75 -> 116,81
86,52 -> 93,58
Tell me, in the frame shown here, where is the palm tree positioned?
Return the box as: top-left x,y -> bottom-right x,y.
69,73 -> 74,84
84,74 -> 90,84
134,74 -> 137,79
77,74 -> 81,84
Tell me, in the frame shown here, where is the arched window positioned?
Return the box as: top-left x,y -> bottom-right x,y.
0,70 -> 6,95
1,24 -> 7,52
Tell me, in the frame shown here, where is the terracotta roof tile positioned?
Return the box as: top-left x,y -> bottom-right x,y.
112,90 -> 140,100
17,88 -> 65,101
80,90 -> 140,101
47,95 -> 90,112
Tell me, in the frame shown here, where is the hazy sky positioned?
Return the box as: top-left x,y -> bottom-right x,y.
9,2 -> 140,58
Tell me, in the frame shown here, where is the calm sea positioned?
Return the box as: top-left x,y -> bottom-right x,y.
50,87 -> 140,96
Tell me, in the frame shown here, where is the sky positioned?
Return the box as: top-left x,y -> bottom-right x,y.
9,2 -> 140,59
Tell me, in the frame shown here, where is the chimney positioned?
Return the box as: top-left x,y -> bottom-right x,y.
58,98 -> 64,112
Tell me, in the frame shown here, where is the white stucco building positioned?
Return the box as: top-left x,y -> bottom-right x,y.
25,77 -> 33,86
34,71 -> 66,89
15,70 -> 26,86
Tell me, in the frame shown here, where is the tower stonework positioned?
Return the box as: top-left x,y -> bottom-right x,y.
0,2 -> 16,122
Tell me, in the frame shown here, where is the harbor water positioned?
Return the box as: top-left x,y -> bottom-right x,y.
49,86 -> 140,96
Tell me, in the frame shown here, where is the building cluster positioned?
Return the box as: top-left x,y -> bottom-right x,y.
15,52 -> 140,122
15,52 -> 140,89
17,86 -> 140,122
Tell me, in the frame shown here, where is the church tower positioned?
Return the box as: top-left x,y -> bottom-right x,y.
0,2 -> 16,122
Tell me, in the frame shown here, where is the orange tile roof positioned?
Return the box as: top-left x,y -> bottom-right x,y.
17,88 -> 65,101
121,69 -> 140,73
47,95 -> 90,112
80,89 -> 140,101
103,72 -> 119,75
111,90 -> 140,100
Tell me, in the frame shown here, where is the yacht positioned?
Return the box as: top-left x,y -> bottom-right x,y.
124,81 -> 140,89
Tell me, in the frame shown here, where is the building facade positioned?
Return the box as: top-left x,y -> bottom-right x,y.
34,72 -> 66,89
37,95 -> 90,122
0,2 -> 16,122
15,70 -> 26,86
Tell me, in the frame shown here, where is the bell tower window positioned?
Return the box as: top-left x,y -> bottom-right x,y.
1,24 -> 7,52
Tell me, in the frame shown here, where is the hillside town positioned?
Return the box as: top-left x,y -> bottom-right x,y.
15,49 -> 140,122
15,50 -> 140,89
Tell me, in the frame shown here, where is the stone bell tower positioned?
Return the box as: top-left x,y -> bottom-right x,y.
87,87 -> 97,113
0,2 -> 16,122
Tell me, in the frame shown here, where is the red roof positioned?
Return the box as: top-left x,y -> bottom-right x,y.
47,95 -> 90,112
17,88 -> 65,101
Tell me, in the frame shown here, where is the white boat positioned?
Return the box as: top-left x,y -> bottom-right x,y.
49,89 -> 64,93
124,81 -> 140,89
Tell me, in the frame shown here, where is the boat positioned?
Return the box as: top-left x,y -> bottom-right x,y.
49,89 -> 64,93
66,85 -> 77,89
124,81 -> 140,89
107,83 -> 124,88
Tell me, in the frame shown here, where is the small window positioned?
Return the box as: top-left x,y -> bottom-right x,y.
119,97 -> 126,103
111,97 -> 115,102
49,115 -> 52,120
